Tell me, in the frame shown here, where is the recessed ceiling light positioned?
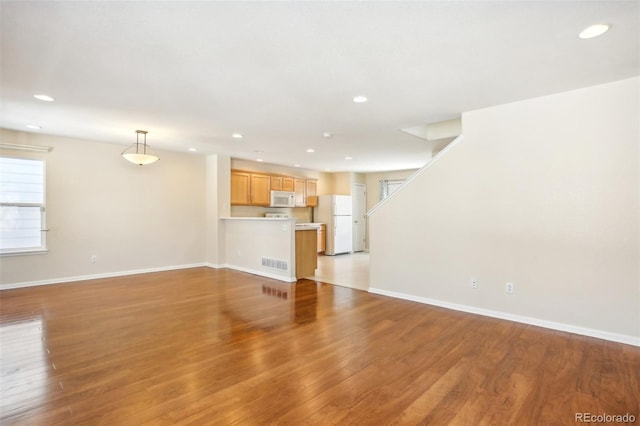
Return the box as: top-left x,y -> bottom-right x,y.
345,156 -> 352,160
294,164 -> 301,167
34,94 -> 55,102
26,125 -> 42,130
188,148 -> 197,152
232,133 -> 243,139
256,158 -> 263,162
322,132 -> 332,138
353,96 -> 368,103
306,148 -> 315,153
579,24 -> 610,39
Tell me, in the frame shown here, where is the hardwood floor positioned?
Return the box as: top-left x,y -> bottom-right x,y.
1,267 -> 638,425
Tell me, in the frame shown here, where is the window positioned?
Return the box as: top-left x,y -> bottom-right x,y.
379,179 -> 405,201
0,156 -> 46,254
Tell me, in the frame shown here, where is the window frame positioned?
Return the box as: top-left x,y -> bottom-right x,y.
0,155 -> 48,256
379,179 -> 406,201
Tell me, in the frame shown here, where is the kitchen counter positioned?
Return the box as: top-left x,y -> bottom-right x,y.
219,217 -> 320,282
220,217 -> 297,282
295,222 -> 324,229
222,217 -> 297,221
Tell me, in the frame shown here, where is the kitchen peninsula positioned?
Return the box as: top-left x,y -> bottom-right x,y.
220,217 -> 317,282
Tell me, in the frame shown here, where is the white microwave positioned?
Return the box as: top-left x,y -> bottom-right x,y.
270,190 -> 295,208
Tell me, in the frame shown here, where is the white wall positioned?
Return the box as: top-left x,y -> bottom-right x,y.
205,154 -> 230,266
0,129 -> 207,287
369,77 -> 640,344
222,218 -> 296,282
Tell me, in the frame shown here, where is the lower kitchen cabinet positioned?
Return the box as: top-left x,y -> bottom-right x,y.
295,229 -> 318,279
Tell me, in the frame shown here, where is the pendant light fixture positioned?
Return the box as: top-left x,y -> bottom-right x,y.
121,130 -> 159,165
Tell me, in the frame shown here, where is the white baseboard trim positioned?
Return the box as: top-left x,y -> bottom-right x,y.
368,287 -> 640,347
219,264 -> 297,283
0,263 -> 208,290
1,262 -> 297,290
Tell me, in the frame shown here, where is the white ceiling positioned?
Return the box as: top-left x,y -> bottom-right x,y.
1,1 -> 638,172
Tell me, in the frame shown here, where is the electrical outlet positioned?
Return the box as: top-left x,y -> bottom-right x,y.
506,282 -> 514,294
471,278 -> 478,289
91,255 -> 97,263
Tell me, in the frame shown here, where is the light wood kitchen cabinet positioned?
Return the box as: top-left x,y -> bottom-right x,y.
293,178 -> 317,207
317,224 -> 326,253
250,173 -> 271,206
306,180 -> 318,207
282,177 -> 294,191
270,176 -> 282,191
231,170 -> 270,206
271,176 -> 283,191
294,178 -> 306,207
230,171 -> 251,205
295,229 -> 317,279
231,169 -> 317,207
271,176 -> 294,192
306,180 -> 317,198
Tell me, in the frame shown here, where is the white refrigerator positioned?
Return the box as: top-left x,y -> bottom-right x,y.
316,195 -> 353,255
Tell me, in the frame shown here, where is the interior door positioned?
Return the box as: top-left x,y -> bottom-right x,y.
351,183 -> 366,252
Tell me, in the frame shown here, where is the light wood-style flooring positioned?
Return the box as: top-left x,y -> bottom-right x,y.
1,267 -> 639,425
311,252 -> 370,291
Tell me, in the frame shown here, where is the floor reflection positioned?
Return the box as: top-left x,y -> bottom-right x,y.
293,280 -> 318,324
262,284 -> 290,300
0,269 -> 375,424
221,279 -> 321,339
0,317 -> 50,417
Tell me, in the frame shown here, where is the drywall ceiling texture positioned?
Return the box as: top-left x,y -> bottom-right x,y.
369,77 -> 639,343
0,130 -> 207,287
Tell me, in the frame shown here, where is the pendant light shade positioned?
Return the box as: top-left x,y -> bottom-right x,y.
122,130 -> 159,165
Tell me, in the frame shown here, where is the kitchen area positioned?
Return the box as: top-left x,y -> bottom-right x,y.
223,160 -> 363,284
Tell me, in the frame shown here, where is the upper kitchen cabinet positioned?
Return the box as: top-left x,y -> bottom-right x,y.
250,173 -> 271,205
231,169 -> 318,207
306,180 -> 317,202
230,171 -> 251,205
294,178 -> 317,207
231,170 -> 271,206
294,178 -> 306,207
271,176 -> 282,191
271,176 -> 294,192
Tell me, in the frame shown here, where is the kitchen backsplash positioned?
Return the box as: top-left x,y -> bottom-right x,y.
230,205 -> 312,221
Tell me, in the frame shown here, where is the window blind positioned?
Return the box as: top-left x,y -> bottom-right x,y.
0,157 -> 46,252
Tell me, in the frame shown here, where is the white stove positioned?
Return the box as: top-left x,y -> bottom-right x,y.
264,213 -> 290,218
